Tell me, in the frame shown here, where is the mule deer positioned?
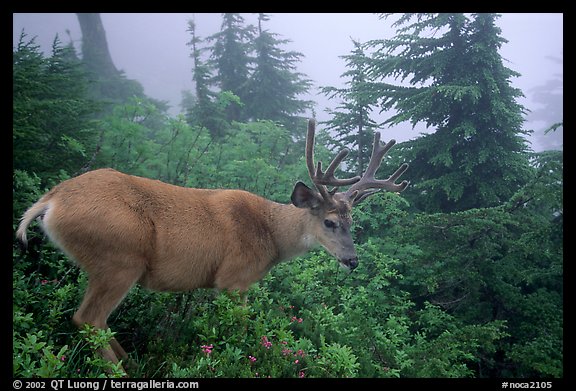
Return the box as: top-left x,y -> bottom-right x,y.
17,119 -> 409,366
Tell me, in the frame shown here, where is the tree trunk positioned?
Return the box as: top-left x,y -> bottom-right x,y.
76,13 -> 120,79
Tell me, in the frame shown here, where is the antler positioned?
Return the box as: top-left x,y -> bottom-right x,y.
345,132 -> 409,205
306,119 -> 361,203
305,119 -> 409,206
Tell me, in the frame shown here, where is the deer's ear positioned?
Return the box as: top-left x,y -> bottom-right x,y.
291,182 -> 323,210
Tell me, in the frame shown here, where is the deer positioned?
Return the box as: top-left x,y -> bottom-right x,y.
16,119 -> 409,368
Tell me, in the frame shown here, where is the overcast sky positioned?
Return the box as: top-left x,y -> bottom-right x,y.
13,13 -> 563,152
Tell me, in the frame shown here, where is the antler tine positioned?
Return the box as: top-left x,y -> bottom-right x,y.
345,132 -> 409,205
323,149 -> 358,185
305,120 -> 319,180
306,119 -> 361,202
388,162 -> 410,184
364,132 -> 395,178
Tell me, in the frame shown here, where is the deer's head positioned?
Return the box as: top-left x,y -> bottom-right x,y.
291,119 -> 409,270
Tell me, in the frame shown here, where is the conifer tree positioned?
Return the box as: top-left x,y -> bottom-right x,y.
184,18 -> 227,138
13,32 -> 100,180
244,13 -> 313,129
207,13 -> 254,122
365,13 -> 532,212
321,39 -> 378,175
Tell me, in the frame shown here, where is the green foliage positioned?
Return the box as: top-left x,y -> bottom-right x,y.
13,255 -> 125,378
13,32 -> 101,182
387,198 -> 562,376
94,110 -> 309,197
13,331 -> 69,378
13,170 -> 43,226
256,201 -> 514,378
96,96 -> 169,177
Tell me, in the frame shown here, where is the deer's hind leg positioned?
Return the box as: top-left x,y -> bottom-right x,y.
73,265 -> 144,366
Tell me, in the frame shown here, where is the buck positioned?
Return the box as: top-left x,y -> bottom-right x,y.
17,119 -> 409,367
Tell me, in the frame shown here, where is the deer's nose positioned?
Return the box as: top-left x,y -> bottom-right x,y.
342,257 -> 358,270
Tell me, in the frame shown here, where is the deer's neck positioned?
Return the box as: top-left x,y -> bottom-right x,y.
268,202 -> 318,263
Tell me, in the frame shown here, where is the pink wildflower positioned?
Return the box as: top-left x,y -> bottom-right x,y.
282,348 -> 292,356
299,371 -> 305,378
295,349 -> 306,357
200,344 -> 213,355
261,336 -> 272,349
248,355 -> 257,363
294,359 -> 299,364
60,355 -> 66,362
291,316 -> 303,323
41,280 -> 49,285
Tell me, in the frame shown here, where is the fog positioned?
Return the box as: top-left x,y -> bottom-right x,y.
13,13 -> 563,152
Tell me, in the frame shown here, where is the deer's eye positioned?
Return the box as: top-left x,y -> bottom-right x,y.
324,219 -> 337,229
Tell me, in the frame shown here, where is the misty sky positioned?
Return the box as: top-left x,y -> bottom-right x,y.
13,13 -> 563,152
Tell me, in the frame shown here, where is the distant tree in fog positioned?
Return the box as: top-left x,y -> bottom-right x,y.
184,13 -> 313,137
321,39 -> 377,176
76,13 -> 157,107
184,18 -> 228,138
527,55 -> 563,151
206,13 -> 254,122
244,13 -> 313,130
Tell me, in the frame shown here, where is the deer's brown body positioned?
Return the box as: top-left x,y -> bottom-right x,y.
17,119 -> 409,369
19,168 -> 322,293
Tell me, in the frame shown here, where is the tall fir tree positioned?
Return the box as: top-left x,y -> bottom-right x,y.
365,13 -> 532,212
207,13 -> 254,122
321,39 -> 379,176
244,14 -> 313,130
184,18 -> 227,138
